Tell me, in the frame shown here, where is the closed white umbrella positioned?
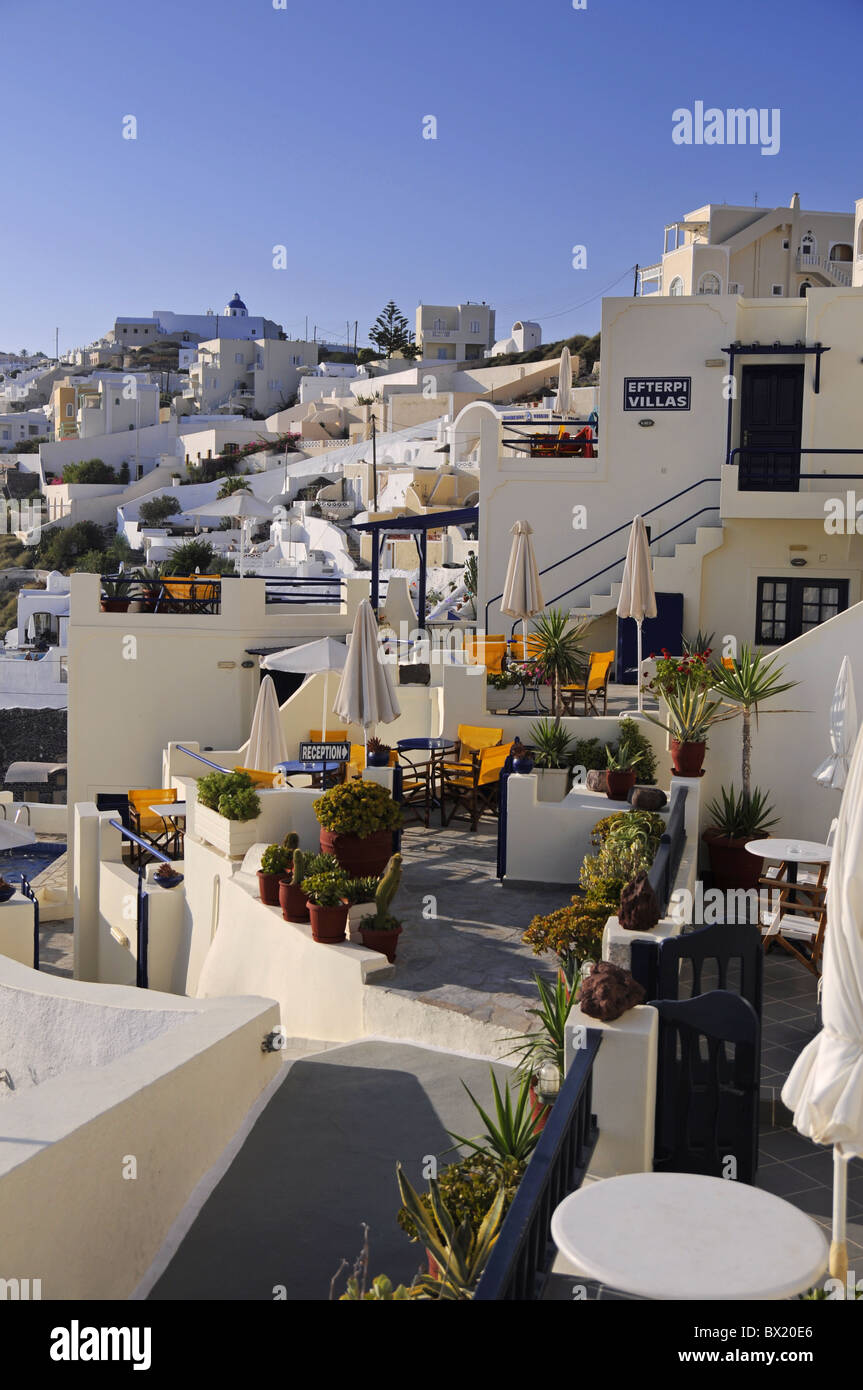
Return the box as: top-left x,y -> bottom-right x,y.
501,520 -> 545,656
244,674 -> 288,771
554,346 -> 572,416
333,599 -> 400,753
616,516 -> 657,714
783,723 -> 863,1290
814,656 -> 857,791
262,636 -> 348,741
186,489 -> 274,578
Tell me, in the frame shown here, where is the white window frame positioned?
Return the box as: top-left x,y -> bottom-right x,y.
697,272 -> 722,296
668,276 -> 684,296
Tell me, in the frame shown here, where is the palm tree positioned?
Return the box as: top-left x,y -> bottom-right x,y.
530,609 -> 591,716
710,645 -> 798,800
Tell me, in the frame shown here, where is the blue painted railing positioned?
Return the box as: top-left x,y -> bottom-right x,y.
19,875 -> 39,970
647,785 -> 688,919
108,821 -> 176,989
265,576 -> 345,606
473,1030 -> 602,1300
175,745 -> 230,773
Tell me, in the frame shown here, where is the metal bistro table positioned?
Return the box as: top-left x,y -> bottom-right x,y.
396,738 -> 458,825
149,801 -> 187,857
551,1171 -> 828,1301
273,760 -> 343,789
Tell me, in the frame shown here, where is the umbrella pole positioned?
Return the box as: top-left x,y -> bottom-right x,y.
521,618 -> 528,659
636,620 -> 643,714
322,671 -> 329,743
830,1148 -> 849,1287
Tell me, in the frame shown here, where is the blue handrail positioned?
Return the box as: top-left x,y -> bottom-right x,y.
19,875 -> 39,970
484,476 -> 720,630
109,820 -> 175,989
175,745 -> 230,772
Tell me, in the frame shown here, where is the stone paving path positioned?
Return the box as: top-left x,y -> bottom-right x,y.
385,823 -> 565,1032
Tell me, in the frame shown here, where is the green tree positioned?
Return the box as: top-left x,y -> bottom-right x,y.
35,520 -> 106,571
62,458 -> 117,484
369,302 -> 419,360
138,495 -> 182,526
217,475 -> 251,499
73,549 -> 109,574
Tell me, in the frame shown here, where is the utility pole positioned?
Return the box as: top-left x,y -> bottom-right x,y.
371,415 -> 378,512
633,264 -> 639,296
353,321 -> 358,361
55,326 -> 59,361
305,315 -> 308,340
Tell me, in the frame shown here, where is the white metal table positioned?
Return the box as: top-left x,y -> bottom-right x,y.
551,1171 -> 827,1300
149,802 -> 187,855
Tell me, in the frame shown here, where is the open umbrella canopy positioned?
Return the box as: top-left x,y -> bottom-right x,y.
185,489 -> 275,522
261,637 -> 348,676
814,655 -> 858,791
554,346 -> 572,416
333,599 -> 400,736
616,516 -> 657,713
784,723 -> 863,1281
0,820 -> 39,851
245,674 -> 288,771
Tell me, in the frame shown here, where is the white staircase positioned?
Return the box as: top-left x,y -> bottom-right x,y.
569,523 -> 725,622
796,253 -> 852,288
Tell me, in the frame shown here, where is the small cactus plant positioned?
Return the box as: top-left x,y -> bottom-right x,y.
361,853 -> 402,930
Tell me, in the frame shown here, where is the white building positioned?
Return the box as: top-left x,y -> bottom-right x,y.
0,406 -> 52,448
490,320 -> 542,356
187,338 -> 318,415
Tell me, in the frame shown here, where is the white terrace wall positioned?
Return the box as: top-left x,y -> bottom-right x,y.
65,573 -> 371,823
0,954 -> 280,1300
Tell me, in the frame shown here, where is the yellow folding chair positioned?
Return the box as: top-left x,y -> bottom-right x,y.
562,650 -> 615,716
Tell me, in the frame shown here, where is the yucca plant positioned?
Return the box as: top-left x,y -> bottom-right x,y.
528,716 -> 574,769
396,1165 -> 505,1300
505,971 -> 580,1082
530,609 -> 591,715
710,645 -> 799,800
644,684 -> 730,745
447,1069 -> 540,1166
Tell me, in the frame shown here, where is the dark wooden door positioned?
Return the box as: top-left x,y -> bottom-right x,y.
739,365 -> 804,491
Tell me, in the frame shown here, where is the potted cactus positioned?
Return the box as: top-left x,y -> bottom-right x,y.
258,836 -> 293,905
366,736 -> 392,768
278,841 -> 310,923
357,853 -> 403,962
154,861 -> 184,889
302,866 -> 351,943
313,779 -> 402,877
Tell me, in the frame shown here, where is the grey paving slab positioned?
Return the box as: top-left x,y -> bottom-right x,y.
148,1040 -> 513,1301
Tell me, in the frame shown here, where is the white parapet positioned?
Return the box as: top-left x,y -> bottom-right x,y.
566,1004 -> 659,1178
0,893 -> 36,967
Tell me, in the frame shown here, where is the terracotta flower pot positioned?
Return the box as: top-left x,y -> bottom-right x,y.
308,900 -> 349,944
670,739 -> 706,777
606,769 -> 637,800
702,832 -> 763,892
257,870 -> 282,906
100,599 -> 130,613
359,923 -> 402,963
278,876 -> 309,923
320,827 -> 393,878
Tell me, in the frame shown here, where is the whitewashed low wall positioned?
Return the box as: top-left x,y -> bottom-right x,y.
504,778 -> 635,885
0,953 -> 280,1299
0,796 -> 67,835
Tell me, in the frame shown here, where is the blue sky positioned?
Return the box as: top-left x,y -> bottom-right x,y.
2,0 -> 861,355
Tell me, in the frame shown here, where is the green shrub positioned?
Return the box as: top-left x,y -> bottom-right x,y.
522,897 -> 610,970
138,495 -> 182,526
301,869 -> 350,907
615,717 -> 658,785
260,843 -> 291,875
397,1153 -> 525,1244
197,770 -> 260,821
314,780 -> 402,837
571,737 -> 609,771
218,787 -> 261,822
62,458 -> 117,484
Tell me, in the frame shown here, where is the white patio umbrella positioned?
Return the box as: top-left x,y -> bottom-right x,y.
262,636 -> 348,741
244,674 -> 288,771
501,520 -> 545,656
616,516 -> 657,713
0,820 -> 38,851
333,599 -> 400,753
186,489 -> 275,578
783,723 -> 863,1289
814,655 -> 857,791
554,346 -> 572,416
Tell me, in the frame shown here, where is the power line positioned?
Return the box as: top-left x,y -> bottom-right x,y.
528,265 -> 637,324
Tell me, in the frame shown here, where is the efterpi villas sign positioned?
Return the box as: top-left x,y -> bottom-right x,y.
623,377 -> 691,411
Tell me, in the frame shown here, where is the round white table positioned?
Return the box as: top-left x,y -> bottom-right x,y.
551,1172 -> 827,1300
745,837 -> 832,879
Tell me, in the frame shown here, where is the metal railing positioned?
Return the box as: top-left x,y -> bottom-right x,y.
648,785 -> 688,918
108,820 -> 177,989
725,445 -> 863,478
264,576 -> 345,606
98,574 -> 221,615
485,476 -> 720,630
175,745 -> 230,772
19,874 -> 39,970
473,1030 -> 602,1300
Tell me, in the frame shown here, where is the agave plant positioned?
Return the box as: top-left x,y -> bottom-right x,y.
447,1069 -> 540,1166
528,716 -> 574,769
505,971 -> 580,1082
644,684 -> 730,745
706,784 -> 778,840
396,1165 -> 505,1300
710,646 -> 799,800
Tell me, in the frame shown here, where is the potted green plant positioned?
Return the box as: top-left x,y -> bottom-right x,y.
644,685 -> 729,778
313,780 -> 402,877
99,576 -> 130,613
604,743 -> 642,800
344,873 -> 380,937
529,609 -> 591,716
528,717 -> 574,801
301,867 -> 351,943
278,845 -> 314,922
395,1165 -> 506,1299
510,737 -> 534,774
258,838 -> 293,906
194,770 -> 262,856
366,736 -> 391,768
702,785 -> 778,891
357,853 -> 403,962
132,566 -> 162,613
505,971 -> 581,1132
396,1151 -> 524,1282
